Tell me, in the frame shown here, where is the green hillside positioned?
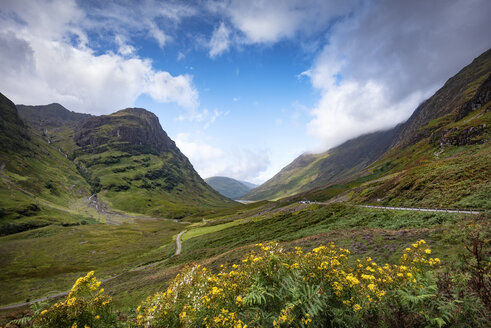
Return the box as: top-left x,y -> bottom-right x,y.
72,108 -> 233,218
205,176 -> 253,199
245,127 -> 401,201
246,49 -> 491,205
293,50 -> 491,210
0,94 -> 92,235
0,99 -> 232,237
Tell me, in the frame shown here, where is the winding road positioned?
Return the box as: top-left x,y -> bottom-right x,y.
0,229 -> 188,310
354,204 -> 482,214
174,230 -> 186,256
2,202 -> 481,310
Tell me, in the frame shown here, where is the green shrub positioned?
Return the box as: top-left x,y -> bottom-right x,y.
34,271 -> 116,328
136,241 -> 450,327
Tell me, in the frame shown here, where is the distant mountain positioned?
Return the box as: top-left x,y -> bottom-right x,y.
239,180 -> 258,190
17,103 -> 92,155
246,49 -> 491,209
205,176 -> 255,199
17,103 -> 92,128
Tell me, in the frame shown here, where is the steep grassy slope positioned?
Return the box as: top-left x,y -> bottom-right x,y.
0,93 -> 93,235
245,127 -> 401,200
297,50 -> 491,209
205,176 -> 253,199
247,49 -> 491,205
72,108 -> 233,218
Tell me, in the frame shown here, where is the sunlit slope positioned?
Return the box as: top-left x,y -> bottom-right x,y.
247,49 -> 491,206
244,127 -> 401,201
299,49 -> 491,209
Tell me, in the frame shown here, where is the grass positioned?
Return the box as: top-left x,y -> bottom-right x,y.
169,203 -> 468,267
181,219 -> 247,242
0,218 -> 183,306
353,142 -> 491,209
0,199 -> 487,327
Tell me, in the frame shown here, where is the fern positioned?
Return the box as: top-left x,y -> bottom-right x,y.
243,282 -> 273,306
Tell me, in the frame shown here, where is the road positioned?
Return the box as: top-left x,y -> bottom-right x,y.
354,204 -> 482,214
174,230 -> 186,256
1,227 -> 189,310
303,201 -> 482,214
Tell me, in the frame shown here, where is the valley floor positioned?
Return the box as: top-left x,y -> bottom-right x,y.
1,199 -> 489,326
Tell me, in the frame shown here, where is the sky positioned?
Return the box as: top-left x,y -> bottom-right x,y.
1,0 -> 490,184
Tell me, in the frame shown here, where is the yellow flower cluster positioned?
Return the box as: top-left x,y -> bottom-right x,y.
35,271 -> 114,327
137,240 -> 441,327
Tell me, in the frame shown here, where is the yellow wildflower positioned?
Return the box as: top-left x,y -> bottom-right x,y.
353,304 -> 362,311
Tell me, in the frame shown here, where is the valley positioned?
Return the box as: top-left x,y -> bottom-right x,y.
0,42 -> 490,328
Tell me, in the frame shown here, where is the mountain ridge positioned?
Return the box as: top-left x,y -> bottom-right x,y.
205,176 -> 255,199
0,97 -> 232,234
245,49 -> 491,204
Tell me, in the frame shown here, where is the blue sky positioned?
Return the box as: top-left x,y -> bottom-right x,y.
1,0 -> 490,183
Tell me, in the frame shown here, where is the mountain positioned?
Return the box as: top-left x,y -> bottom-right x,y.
205,176 -> 255,199
72,108 -> 232,217
239,180 -> 258,190
0,94 -> 92,235
246,49 -> 491,208
17,103 -> 92,155
0,97 -> 232,235
244,127 -> 402,201
0,93 -> 30,152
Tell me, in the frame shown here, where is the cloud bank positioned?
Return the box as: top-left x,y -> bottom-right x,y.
0,0 -> 198,114
305,0 -> 491,150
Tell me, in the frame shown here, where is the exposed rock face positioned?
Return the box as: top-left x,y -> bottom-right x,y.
75,108 -> 176,153
390,49 -> 491,149
431,124 -> 489,146
456,74 -> 491,121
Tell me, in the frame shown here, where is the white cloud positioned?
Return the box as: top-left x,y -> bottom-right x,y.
175,133 -> 269,182
0,0 -> 199,114
146,72 -> 198,109
305,0 -> 491,150
209,22 -> 231,57
84,0 -> 196,49
115,35 -> 136,56
210,0 -> 357,44
147,21 -> 169,48
177,108 -> 229,129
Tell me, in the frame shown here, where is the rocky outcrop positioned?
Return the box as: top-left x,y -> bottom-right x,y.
390,49 -> 491,149
455,74 -> 491,121
75,108 -> 176,153
430,124 -> 489,146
